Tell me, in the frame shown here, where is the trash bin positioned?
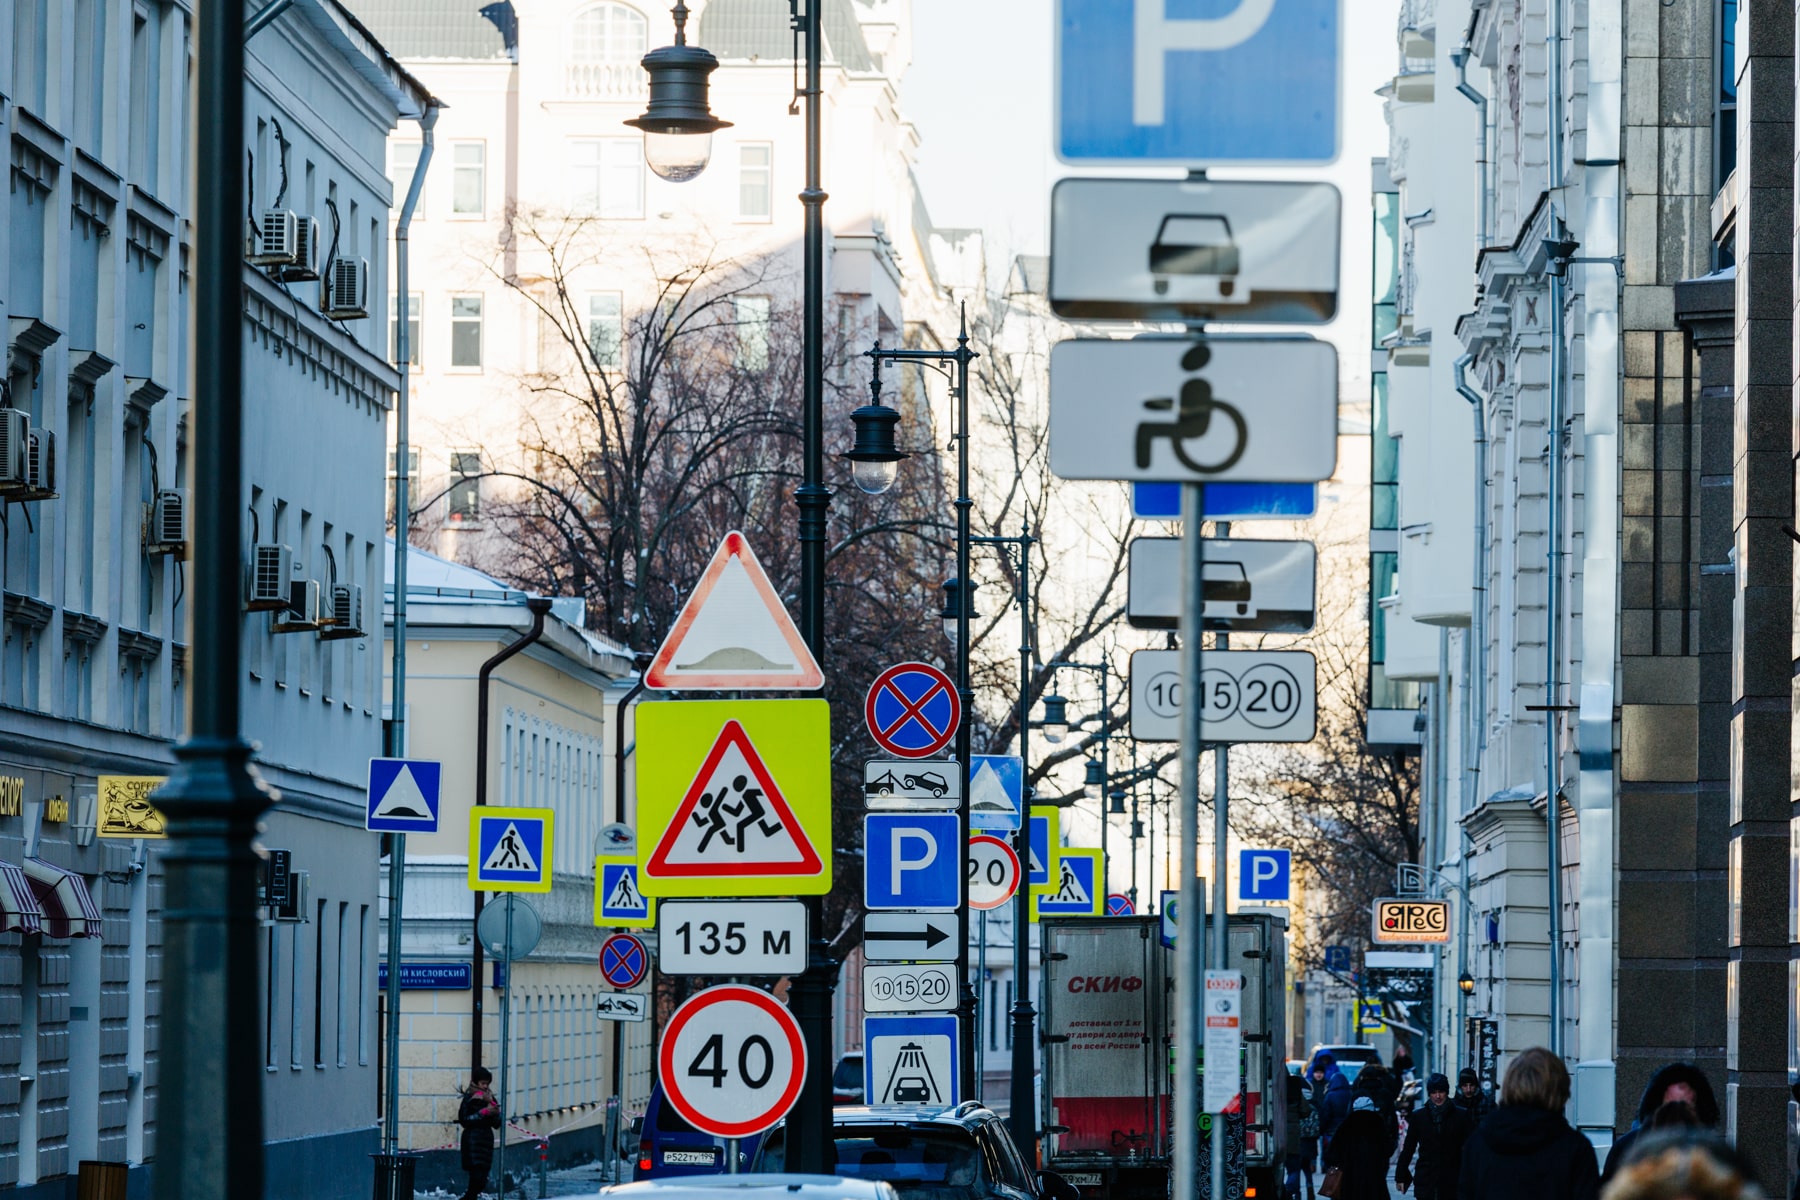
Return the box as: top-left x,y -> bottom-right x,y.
371,1152 -> 419,1200
76,1161 -> 128,1200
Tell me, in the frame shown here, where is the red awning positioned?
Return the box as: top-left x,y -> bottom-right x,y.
22,858 -> 101,939
0,861 -> 42,936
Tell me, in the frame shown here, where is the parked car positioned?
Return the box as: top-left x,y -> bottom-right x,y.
752,1104 -> 1081,1200
832,1053 -> 865,1104
594,1177 -> 897,1200
633,1083 -> 763,1180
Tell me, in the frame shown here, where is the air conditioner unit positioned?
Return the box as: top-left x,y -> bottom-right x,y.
320,583 -> 365,641
0,410 -> 29,490
18,430 -> 56,500
147,488 -> 187,555
250,208 -> 299,267
321,256 -> 368,320
278,216 -> 321,282
247,543 -> 296,611
272,578 -> 322,633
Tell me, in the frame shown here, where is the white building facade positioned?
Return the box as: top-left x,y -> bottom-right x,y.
0,2 -> 427,1196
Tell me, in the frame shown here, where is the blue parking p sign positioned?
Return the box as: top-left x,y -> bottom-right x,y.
1239,848 -> 1291,901
865,813 -> 961,911
1056,0 -> 1340,166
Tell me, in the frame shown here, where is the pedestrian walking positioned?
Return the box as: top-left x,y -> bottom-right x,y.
1600,1130 -> 1764,1200
1452,1068 -> 1494,1126
1458,1047 -> 1598,1200
1286,1069 -> 1321,1200
1598,1063 -> 1719,1186
1354,1063 -> 1401,1154
458,1065 -> 502,1200
1312,1051 -> 1354,1152
1395,1074 -> 1468,1200
1323,1096 -> 1393,1200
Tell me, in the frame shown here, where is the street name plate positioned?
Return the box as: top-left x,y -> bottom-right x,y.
657,899 -> 808,975
1128,537 -> 1316,633
862,962 -> 958,1013
1050,178 -> 1341,324
1129,648 -> 1317,744
1049,337 -> 1338,484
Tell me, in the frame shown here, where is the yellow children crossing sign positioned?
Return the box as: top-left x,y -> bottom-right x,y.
637,699 -> 831,897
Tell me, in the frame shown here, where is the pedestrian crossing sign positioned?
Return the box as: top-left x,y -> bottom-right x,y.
1028,806 -> 1060,888
469,807 -> 554,893
637,699 -> 832,897
595,856 -> 656,928
1031,846 -> 1103,919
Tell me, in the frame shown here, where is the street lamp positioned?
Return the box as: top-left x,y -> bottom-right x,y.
844,349 -> 909,495
1083,759 -> 1104,793
1039,694 -> 1070,743
940,578 -> 978,644
1458,971 -> 1475,996
625,3 -> 731,181
1108,787 -> 1127,816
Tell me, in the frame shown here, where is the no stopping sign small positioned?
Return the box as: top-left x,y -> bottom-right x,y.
659,984 -> 807,1138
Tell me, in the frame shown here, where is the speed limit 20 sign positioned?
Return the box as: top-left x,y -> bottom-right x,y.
660,984 -> 807,1138
967,835 -> 1021,909
1127,648 -> 1317,744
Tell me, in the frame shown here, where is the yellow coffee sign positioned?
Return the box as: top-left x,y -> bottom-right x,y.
98,776 -> 169,839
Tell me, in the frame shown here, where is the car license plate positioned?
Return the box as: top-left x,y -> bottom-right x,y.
663,1149 -> 717,1166
1063,1173 -> 1103,1188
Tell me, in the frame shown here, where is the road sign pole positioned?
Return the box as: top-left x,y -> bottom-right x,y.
952,320 -> 977,1104
1008,526 -> 1037,1162
498,893 -> 514,1199
383,830 -> 405,1158
1175,483 -> 1203,1200
1209,526 -> 1231,1200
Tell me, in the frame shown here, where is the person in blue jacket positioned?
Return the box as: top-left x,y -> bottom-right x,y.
1310,1051 -> 1354,1151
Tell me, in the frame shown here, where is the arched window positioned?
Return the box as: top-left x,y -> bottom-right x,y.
568,3 -> 648,98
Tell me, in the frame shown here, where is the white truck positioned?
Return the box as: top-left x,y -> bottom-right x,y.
1039,912 -> 1288,1200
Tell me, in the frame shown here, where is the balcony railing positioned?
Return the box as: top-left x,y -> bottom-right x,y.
565,61 -> 646,101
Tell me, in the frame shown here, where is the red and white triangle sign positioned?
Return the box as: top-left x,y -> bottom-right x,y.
646,720 -> 824,878
645,532 -> 823,691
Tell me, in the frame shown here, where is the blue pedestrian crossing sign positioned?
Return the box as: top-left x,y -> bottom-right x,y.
1028,809 -> 1059,888
1056,0 -> 1341,165
366,758 -> 441,833
1239,848 -> 1291,901
468,806 -> 554,893
595,856 -> 655,928
1033,847 -> 1104,918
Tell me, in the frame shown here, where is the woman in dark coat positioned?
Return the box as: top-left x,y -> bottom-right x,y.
1458,1048 -> 1598,1200
458,1065 -> 502,1200
1285,1069 -> 1319,1200
1324,1097 -> 1392,1200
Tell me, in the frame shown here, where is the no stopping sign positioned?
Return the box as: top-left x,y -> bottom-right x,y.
659,984 -> 807,1138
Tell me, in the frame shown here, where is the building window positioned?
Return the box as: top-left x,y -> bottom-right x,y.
391,292 -> 421,366
450,294 -> 483,369
451,142 -> 486,217
568,2 -> 648,98
738,143 -> 772,220
387,447 -> 420,526
1718,0 -> 1738,191
736,295 -> 771,372
449,451 -> 483,524
390,141 -> 425,218
587,293 -> 624,368
569,139 -> 644,218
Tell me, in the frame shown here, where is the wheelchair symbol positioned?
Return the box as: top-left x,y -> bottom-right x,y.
1134,344 -> 1248,476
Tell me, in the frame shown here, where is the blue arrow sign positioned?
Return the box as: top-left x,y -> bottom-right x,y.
865,813 -> 962,911
1057,0 -> 1341,165
1132,481 -> 1318,522
366,758 -> 442,833
1239,848 -> 1292,901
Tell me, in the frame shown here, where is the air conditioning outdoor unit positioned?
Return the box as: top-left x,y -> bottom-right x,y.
320,583 -> 365,641
247,543 -> 296,611
321,256 -> 368,320
147,488 -> 188,555
0,410 -> 29,490
250,208 -> 299,267
278,216 -> 321,282
272,578 -> 322,633
19,430 -> 55,500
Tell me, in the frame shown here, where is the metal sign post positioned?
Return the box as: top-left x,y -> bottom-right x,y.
1209,529 -> 1231,1200
1174,484 -> 1203,1200
497,894 -> 514,1200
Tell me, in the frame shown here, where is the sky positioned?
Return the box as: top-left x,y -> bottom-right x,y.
901,0 -> 1404,410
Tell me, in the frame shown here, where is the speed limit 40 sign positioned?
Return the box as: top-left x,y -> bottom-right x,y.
660,984 -> 807,1138
1128,648 -> 1317,744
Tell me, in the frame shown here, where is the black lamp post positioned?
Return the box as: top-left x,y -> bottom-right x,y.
1039,694 -> 1070,743
844,354 -> 908,496
1108,787 -> 1127,816
939,578 -> 978,644
629,0 -> 835,1173
626,3 -> 732,181
1458,971 -> 1475,996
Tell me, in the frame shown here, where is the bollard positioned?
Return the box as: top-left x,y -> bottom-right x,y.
538,1140 -> 548,1198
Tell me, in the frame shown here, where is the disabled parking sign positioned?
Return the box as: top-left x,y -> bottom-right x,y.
469,807 -> 554,893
